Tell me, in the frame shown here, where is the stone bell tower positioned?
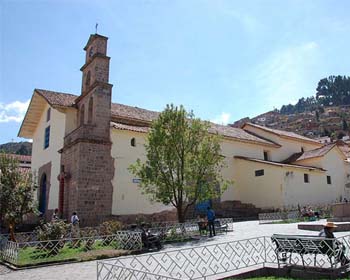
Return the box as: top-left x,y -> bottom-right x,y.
60,34 -> 114,226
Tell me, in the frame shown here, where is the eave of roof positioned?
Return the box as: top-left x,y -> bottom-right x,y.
242,122 -> 322,146
208,123 -> 280,147
234,155 -> 326,172
18,89 -> 293,148
110,122 -> 149,133
283,143 -> 347,163
18,89 -> 78,138
4,154 -> 32,162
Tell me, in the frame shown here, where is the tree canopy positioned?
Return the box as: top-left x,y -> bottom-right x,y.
129,104 -> 231,222
0,153 -> 38,239
280,75 -> 350,115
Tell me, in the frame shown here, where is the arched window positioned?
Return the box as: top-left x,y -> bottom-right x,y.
88,97 -> 93,124
131,138 -> 136,147
80,104 -> 85,126
39,173 -> 47,214
85,71 -> 91,87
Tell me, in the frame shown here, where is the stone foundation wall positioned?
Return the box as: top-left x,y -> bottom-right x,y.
110,208 -> 178,224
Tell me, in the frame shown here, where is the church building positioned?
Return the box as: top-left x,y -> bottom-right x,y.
18,34 -> 350,226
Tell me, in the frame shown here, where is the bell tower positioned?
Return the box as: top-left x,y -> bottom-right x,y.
60,34 -> 114,226
81,34 -> 110,95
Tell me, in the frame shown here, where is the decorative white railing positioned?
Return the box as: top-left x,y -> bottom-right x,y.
97,234 -> 350,279
258,211 -> 300,224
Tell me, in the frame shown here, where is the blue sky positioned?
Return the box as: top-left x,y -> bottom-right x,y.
1,0 -> 350,144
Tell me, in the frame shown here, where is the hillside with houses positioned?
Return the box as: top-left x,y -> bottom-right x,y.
231,105 -> 350,143
231,76 -> 350,144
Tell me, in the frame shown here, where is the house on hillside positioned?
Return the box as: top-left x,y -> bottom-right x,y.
18,34 -> 350,226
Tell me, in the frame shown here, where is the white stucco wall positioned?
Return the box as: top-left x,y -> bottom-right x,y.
291,148 -> 350,203
110,129 -> 285,213
219,139 -> 277,202
234,159 -> 285,208
64,108 -> 77,136
282,169 -> 332,208
31,103 -> 66,210
110,129 -> 174,215
234,157 -> 343,209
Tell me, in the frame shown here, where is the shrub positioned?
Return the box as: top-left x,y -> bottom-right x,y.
100,220 -> 123,246
35,220 -> 69,241
100,220 -> 123,235
35,220 -> 69,255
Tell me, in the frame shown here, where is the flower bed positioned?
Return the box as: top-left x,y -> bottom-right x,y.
0,231 -> 141,267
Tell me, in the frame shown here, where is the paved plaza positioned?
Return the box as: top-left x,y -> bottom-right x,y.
1,219 -> 347,280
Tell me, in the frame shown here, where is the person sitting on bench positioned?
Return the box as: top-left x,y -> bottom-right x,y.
319,222 -> 349,266
140,223 -> 162,250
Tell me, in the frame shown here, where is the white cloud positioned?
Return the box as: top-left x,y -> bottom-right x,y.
255,42 -> 320,108
211,112 -> 231,125
0,100 -> 30,123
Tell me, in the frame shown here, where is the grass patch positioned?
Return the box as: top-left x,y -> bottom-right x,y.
16,240 -> 129,267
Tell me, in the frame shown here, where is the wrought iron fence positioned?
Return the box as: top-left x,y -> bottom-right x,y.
147,218 -> 233,243
98,234 -> 350,279
0,231 -> 141,266
258,211 -> 300,224
0,218 -> 234,244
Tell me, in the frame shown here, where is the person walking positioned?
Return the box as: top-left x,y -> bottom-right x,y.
207,206 -> 216,237
51,208 -> 59,221
71,212 -> 80,238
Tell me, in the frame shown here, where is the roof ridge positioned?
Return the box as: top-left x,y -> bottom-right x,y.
243,122 -> 321,144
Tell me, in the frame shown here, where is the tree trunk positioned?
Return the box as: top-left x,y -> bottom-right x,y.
176,205 -> 185,223
9,223 -> 16,242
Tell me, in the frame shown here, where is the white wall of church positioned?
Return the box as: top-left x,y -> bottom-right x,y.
64,108 -> 78,136
110,129 -> 284,212
234,159 -> 285,208
282,169 -> 333,208
219,139 -> 277,202
110,129 -> 173,215
31,103 -> 66,210
289,148 -> 350,203
108,125 -> 349,213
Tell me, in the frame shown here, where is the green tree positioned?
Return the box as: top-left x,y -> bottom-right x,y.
16,144 -> 30,155
129,104 -> 230,222
342,119 -> 349,131
0,153 -> 38,240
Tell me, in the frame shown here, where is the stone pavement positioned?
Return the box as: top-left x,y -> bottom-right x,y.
2,219 -> 346,280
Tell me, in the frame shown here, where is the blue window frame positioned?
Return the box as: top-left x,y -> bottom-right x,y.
44,126 -> 50,149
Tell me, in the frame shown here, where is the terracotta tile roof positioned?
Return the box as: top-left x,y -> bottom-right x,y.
282,143 -> 346,163
35,89 -> 77,107
110,121 -> 279,147
7,154 -> 32,162
25,89 -> 282,147
208,123 -> 280,147
110,122 -> 149,133
242,123 -> 321,144
235,156 -> 326,172
337,143 -> 350,159
111,103 -> 159,123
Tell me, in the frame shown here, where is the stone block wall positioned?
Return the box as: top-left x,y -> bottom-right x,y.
62,140 -> 114,226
